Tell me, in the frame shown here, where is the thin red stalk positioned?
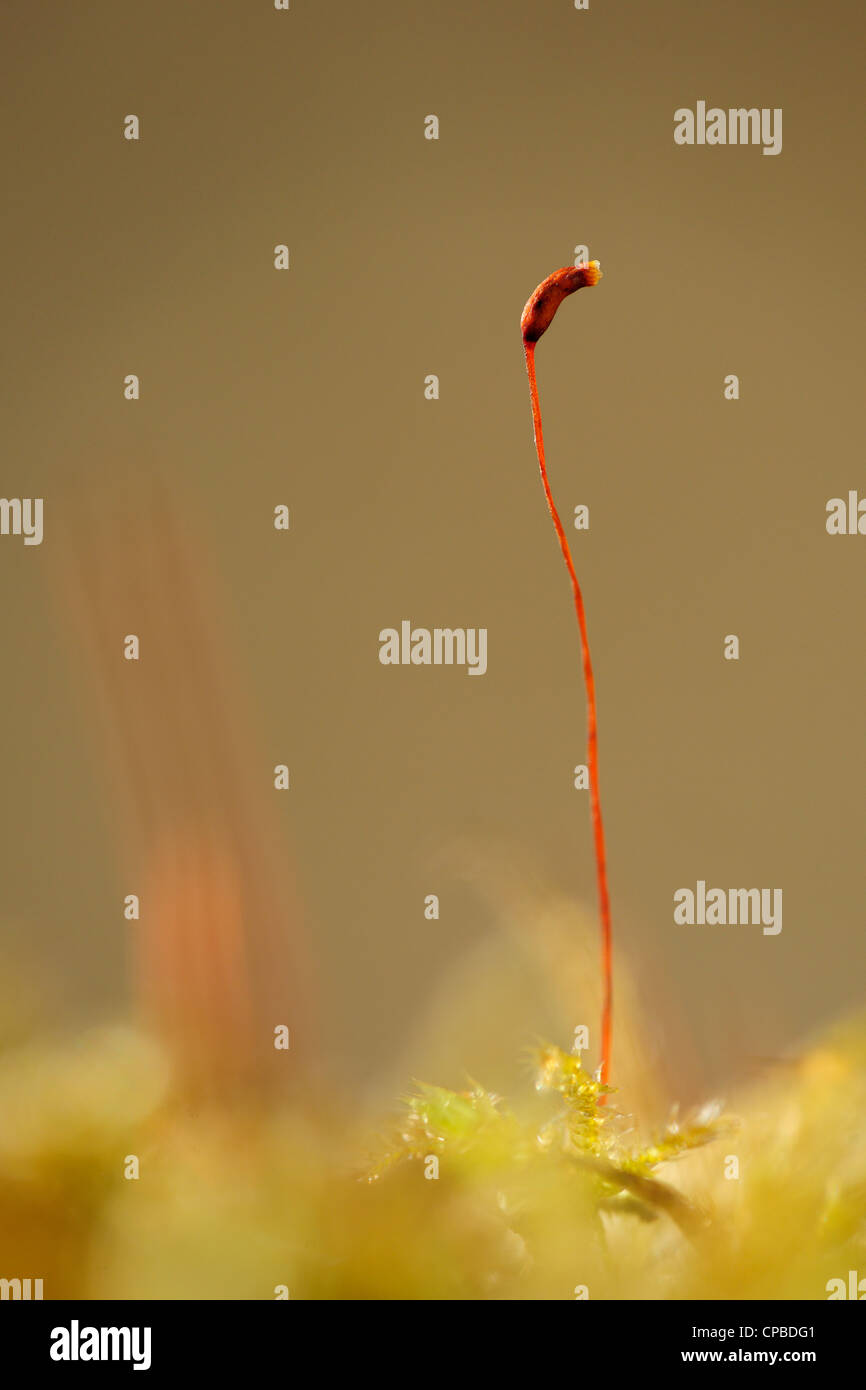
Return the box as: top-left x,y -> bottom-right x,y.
522,314 -> 612,1089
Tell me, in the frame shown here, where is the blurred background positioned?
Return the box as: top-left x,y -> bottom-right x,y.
0,0 -> 863,1122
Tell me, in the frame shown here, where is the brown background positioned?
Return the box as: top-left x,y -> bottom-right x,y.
0,0 -> 863,1108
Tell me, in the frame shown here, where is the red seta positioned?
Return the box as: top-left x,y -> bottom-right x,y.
521,262 -> 612,1091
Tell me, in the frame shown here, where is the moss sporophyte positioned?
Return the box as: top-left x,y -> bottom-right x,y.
368,265 -> 737,1240
521,262 -> 612,1090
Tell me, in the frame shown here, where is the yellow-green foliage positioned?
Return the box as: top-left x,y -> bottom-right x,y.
1,1021 -> 865,1299
370,1044 -> 734,1252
